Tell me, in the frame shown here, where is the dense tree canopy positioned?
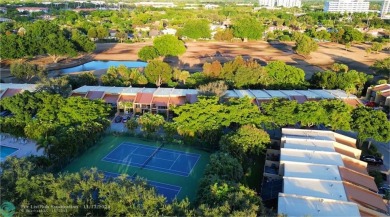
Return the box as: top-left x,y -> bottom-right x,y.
351,106 -> 390,146
0,21 -> 94,61
10,62 -> 47,82
180,19 -> 211,39
153,35 -> 186,57
138,45 -> 160,61
0,160 -> 194,217
232,17 -> 265,40
144,60 -> 173,87
293,33 -> 318,56
311,70 -> 372,95
0,92 -> 111,168
265,60 -> 306,89
220,125 -> 270,160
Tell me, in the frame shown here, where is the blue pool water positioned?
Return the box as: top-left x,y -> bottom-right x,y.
0,146 -> 18,161
58,61 -> 147,74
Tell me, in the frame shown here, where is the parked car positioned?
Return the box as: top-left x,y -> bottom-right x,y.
114,116 -> 123,123
0,110 -> 11,117
360,155 -> 383,165
365,101 -> 376,107
122,116 -> 131,123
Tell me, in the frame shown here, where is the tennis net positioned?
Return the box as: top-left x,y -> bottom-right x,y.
140,143 -> 164,169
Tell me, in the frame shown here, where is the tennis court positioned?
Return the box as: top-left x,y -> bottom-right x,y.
102,171 -> 181,202
102,142 -> 200,177
64,136 -> 210,202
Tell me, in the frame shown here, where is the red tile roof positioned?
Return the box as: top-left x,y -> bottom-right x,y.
341,156 -> 368,175
103,94 -> 119,104
70,93 -> 86,97
342,99 -> 362,108
86,91 -> 104,100
1,88 -> 22,99
118,95 -> 135,102
343,181 -> 387,213
169,96 -> 186,106
372,84 -> 390,92
338,167 -> 378,192
152,97 -> 169,106
135,92 -> 153,104
380,90 -> 390,97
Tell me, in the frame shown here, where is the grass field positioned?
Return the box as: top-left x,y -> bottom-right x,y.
64,135 -> 210,201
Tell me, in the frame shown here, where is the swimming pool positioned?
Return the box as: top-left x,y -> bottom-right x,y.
58,60 -> 147,74
0,146 -> 18,161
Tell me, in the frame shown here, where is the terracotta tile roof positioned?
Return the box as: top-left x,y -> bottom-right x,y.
103,94 -> 119,104
70,93 -> 86,97
338,167 -> 378,192
342,98 -> 362,108
334,133 -> 357,148
358,209 -> 372,217
152,97 -> 169,107
86,91 -> 104,100
290,95 -> 308,104
169,96 -> 186,106
343,182 -> 387,213
372,84 -> 390,92
341,155 -> 368,175
0,88 -> 21,99
334,145 -> 357,158
134,92 -> 153,104
380,90 -> 390,97
118,95 -> 135,102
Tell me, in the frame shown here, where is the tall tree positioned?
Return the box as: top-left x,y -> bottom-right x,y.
10,62 -> 47,82
153,35 -> 186,57
181,19 -> 211,39
350,106 -> 390,146
144,60 -> 172,87
137,113 -> 165,136
293,33 -> 318,57
232,17 -> 264,40
45,33 -> 78,63
220,125 -> 270,160
138,45 -> 160,61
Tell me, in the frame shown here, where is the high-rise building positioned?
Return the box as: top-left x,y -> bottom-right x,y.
324,0 -> 370,13
381,0 -> 390,19
259,0 -> 301,8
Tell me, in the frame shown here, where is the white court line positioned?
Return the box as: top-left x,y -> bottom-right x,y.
187,155 -> 201,176
102,157 -> 190,177
168,154 -> 181,170
122,142 -> 201,158
102,143 -> 139,160
99,170 -> 182,192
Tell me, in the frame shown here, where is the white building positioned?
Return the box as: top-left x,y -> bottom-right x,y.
276,128 -> 388,216
259,0 -> 301,8
324,0 -> 370,13
134,2 -> 176,8
381,0 -> 390,19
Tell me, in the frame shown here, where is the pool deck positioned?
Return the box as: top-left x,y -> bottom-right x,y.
0,134 -> 44,161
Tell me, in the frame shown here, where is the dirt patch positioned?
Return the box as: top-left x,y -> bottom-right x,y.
1,41 -> 388,82
93,41 -> 389,79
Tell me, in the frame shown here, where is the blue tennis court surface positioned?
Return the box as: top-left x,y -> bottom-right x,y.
102,171 -> 181,202
102,142 -> 200,177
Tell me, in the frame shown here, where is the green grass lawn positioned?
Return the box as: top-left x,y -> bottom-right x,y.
64,135 -> 210,201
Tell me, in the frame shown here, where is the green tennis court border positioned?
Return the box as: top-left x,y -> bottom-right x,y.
63,135 -> 210,201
